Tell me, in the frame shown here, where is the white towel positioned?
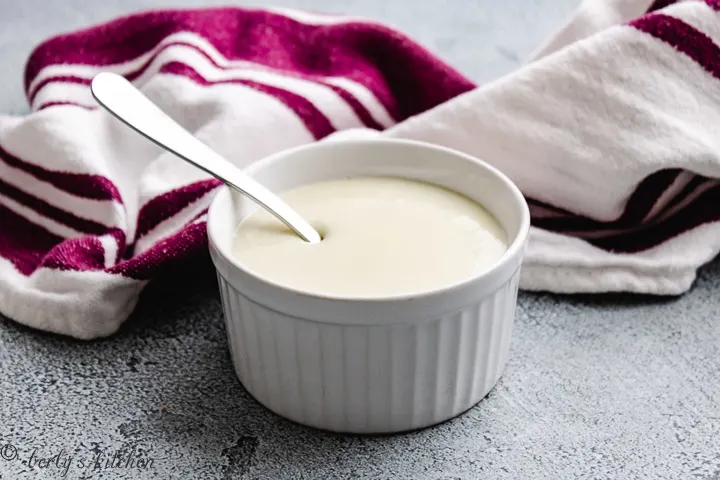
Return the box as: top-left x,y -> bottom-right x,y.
1,0 -> 717,339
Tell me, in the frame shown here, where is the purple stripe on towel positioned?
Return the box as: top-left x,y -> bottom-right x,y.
653,174 -> 707,217
41,236 -> 107,272
322,83 -> 384,130
110,221 -> 208,279
0,205 -> 124,274
36,101 -> 96,111
0,204 -> 63,275
135,179 -> 221,240
29,75 -> 91,103
530,175 -> 720,253
0,144 -> 122,202
705,0 -> 720,11
24,8 -> 475,122
630,13 -> 720,81
41,227 -> 126,272
30,41 -> 386,129
0,178 -> 110,235
187,207 -> 209,224
530,169 -> 681,233
160,61 -> 336,139
588,183 -> 720,252
646,0 -> 680,13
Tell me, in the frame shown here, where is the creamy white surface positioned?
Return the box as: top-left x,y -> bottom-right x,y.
232,177 -> 508,297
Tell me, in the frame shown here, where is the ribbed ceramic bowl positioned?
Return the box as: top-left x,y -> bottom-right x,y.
207,138 -> 530,434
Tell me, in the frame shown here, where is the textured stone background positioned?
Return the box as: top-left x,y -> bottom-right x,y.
2,1 -> 720,479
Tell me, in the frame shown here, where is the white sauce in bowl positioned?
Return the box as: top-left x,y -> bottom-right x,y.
232,176 -> 507,297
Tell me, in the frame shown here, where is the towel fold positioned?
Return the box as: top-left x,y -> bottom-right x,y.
1,0 -> 717,339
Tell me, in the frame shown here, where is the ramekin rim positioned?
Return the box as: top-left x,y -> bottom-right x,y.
207,137 -> 530,304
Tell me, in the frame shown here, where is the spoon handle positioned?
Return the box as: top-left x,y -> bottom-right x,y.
90,72 -> 321,244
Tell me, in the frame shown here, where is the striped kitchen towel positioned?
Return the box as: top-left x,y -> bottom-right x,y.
1,0 -> 718,339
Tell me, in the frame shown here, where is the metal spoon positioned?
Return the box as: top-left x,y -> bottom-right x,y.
90,72 -> 322,244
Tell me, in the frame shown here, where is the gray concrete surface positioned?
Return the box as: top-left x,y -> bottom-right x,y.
2,1 -> 720,479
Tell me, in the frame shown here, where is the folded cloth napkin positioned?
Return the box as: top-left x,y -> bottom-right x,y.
1,0 -> 718,339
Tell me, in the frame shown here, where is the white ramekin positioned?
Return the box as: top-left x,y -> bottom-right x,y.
207,138 -> 530,434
